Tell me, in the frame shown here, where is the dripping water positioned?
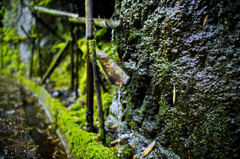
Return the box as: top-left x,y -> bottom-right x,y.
111,29 -> 115,58
111,28 -> 122,158
112,28 -> 122,158
117,83 -> 122,158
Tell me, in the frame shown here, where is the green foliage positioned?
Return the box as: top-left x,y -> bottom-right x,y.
128,29 -> 140,41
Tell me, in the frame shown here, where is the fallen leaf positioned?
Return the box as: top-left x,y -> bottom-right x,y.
173,10 -> 181,14
30,147 -> 37,152
111,123 -> 118,129
51,139 -> 59,143
140,140 -> 156,159
203,15 -> 208,29
173,84 -> 176,105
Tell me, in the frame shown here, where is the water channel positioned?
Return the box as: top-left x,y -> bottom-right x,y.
0,75 -> 67,159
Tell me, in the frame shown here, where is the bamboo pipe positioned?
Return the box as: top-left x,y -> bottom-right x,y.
31,6 -> 79,18
85,0 -> 94,132
89,40 -> 105,144
30,6 -> 121,29
69,17 -> 121,29
96,50 -> 130,86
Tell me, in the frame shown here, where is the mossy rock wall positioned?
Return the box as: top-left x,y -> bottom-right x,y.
115,0 -> 240,158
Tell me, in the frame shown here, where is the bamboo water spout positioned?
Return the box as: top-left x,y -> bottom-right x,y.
69,17 -> 121,29
30,6 -> 121,29
96,51 -> 130,86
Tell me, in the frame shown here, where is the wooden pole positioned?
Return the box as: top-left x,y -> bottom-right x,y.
89,40 -> 105,144
0,29 -> 3,69
20,25 -> 35,78
36,14 -> 42,78
70,24 -> 75,92
75,26 -> 80,98
85,0 -> 94,132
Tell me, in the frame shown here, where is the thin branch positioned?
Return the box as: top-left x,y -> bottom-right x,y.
41,40 -> 70,85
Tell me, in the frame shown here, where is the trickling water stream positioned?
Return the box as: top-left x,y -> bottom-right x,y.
117,83 -> 122,158
111,28 -> 123,158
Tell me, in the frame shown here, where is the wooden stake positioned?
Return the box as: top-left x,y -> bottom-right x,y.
85,0 -> 94,132
89,40 -> 105,144
70,25 -> 75,92
20,25 -> 35,78
0,29 -> 3,69
36,15 -> 42,78
75,26 -> 80,98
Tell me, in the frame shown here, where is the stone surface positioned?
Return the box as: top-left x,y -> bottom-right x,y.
113,0 -> 240,158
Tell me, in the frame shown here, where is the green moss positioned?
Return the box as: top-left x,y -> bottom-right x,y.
128,29 -> 140,41
7,74 -> 118,159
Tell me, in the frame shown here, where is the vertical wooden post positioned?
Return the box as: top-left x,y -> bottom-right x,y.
70,24 -> 75,92
20,25 -> 35,78
85,0 -> 94,132
89,40 -> 105,144
36,14 -> 42,78
29,39 -> 35,78
0,2 -> 3,69
75,25 -> 80,98
0,30 -> 3,69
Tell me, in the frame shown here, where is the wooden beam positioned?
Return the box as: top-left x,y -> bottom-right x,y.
41,40 -> 70,85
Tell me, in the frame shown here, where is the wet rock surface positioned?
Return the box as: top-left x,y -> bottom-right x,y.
113,0 -> 240,158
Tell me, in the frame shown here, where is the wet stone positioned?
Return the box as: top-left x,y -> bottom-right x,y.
114,0 -> 240,158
